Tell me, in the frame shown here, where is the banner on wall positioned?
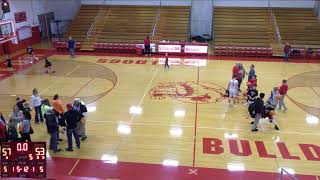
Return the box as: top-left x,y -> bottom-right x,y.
14,11 -> 27,23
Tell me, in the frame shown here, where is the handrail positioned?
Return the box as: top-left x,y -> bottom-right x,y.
188,0 -> 193,40
268,1 -> 281,44
279,168 -> 298,180
86,4 -> 106,45
152,5 -> 161,42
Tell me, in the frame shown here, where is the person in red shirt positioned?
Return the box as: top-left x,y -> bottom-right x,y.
0,120 -> 7,142
248,75 -> 257,87
232,63 -> 239,77
144,36 -> 151,56
278,79 -> 288,112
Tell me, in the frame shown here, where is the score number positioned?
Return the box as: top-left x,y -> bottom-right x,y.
2,147 -> 12,159
29,147 -> 45,160
3,165 -> 44,173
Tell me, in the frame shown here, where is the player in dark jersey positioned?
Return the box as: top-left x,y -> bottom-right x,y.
264,101 -> 279,130
44,57 -> 55,74
164,53 -> 169,69
27,46 -> 34,56
27,46 -> 38,62
246,85 -> 258,105
6,56 -> 13,73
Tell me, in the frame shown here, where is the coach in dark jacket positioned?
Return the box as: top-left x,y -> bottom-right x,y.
64,104 -> 81,151
251,93 -> 265,132
45,109 -> 61,153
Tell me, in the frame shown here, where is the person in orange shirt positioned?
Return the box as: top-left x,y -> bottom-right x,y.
52,94 -> 65,141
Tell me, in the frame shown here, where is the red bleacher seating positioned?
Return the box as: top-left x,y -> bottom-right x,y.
215,46 -> 272,57
289,48 -> 306,58
94,43 -> 136,53
54,41 -> 81,51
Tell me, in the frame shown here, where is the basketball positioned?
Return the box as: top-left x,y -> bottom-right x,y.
269,110 -> 276,116
276,95 -> 282,100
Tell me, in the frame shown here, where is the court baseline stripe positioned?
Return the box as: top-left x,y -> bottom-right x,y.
192,66 -> 200,167
68,159 -> 80,176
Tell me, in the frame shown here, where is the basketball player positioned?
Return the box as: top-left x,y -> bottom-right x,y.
6,56 -> 13,73
164,53 -> 169,69
27,46 -> 34,56
251,93 -> 265,132
268,87 -> 279,109
26,46 -> 38,62
246,84 -> 258,105
227,74 -> 238,106
44,58 -> 55,74
264,101 -> 279,130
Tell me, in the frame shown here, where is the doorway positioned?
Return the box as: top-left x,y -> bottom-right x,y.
38,12 -> 54,40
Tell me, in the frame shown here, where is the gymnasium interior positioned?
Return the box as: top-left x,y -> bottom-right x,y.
0,0 -> 320,179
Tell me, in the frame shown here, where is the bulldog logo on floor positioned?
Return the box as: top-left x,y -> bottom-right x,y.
149,81 -> 244,104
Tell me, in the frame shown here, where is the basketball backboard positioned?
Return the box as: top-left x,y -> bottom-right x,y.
0,20 -> 17,44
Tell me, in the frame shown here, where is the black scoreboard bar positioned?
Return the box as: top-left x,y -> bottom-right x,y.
1,142 -> 46,178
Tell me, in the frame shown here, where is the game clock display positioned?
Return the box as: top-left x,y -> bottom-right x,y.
1,142 -> 46,178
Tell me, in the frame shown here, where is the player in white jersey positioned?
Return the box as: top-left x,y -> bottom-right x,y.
228,74 -> 239,106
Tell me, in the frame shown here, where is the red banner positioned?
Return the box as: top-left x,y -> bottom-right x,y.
14,11 -> 27,23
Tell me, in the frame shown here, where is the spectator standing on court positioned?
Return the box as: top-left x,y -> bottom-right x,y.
279,79 -> 288,112
0,119 -> 7,142
20,111 -> 32,142
144,36 -> 151,56
52,94 -> 64,123
251,93 -> 265,132
16,97 -> 26,111
31,88 -> 43,124
0,112 -> 6,124
73,98 -> 88,141
64,104 -> 81,151
45,109 -> 61,153
68,36 -> 76,58
10,105 -> 24,123
232,63 -> 239,77
7,118 -> 18,142
284,42 -> 291,62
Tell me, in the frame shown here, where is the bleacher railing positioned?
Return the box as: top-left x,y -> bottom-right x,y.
86,3 -> 108,46
152,4 -> 161,42
268,1 -> 282,44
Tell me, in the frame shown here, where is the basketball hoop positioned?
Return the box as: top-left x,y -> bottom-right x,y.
0,20 -> 16,44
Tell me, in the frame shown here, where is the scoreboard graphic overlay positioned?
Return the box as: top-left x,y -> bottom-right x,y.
1,142 -> 46,178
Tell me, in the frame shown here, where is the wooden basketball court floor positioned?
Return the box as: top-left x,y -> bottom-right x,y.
0,52 -> 320,179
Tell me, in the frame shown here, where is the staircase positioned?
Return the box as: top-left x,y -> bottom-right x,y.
80,6 -> 109,51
